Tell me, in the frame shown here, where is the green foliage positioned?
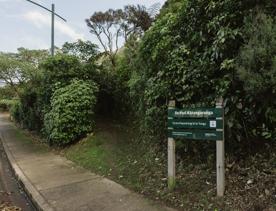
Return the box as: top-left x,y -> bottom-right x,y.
16,48 -> 49,66
158,0 -> 185,17
0,86 -> 16,100
0,99 -> 16,111
39,54 -> 97,107
114,35 -> 141,115
61,40 -> 99,62
236,12 -> 276,140
44,80 -> 98,146
9,53 -> 100,135
90,37 -> 139,118
8,83 -> 44,131
7,47 -> 102,146
19,84 -> 44,131
0,53 -> 36,95
40,54 -> 86,86
10,100 -> 23,124
130,0 -> 275,143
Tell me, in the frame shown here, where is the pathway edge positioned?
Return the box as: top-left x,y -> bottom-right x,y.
0,133 -> 54,211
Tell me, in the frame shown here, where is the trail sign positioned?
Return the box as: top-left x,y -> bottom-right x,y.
168,108 -> 223,140
167,100 -> 225,197
169,130 -> 223,140
168,108 -> 223,119
168,118 -> 223,130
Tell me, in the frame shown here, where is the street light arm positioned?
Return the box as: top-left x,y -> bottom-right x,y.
25,0 -> 67,22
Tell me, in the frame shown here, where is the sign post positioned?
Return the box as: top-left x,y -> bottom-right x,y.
168,100 -> 176,191
167,99 -> 225,196
216,98 -> 225,197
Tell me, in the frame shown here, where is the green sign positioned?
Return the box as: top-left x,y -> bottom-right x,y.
168,108 -> 223,119
168,129 -> 223,140
168,119 -> 223,129
168,107 -> 224,141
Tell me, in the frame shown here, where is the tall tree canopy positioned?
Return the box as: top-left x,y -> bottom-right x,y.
61,40 -> 99,63
85,4 -> 155,68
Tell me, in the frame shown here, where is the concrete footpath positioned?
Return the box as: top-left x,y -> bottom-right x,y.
0,114 -> 175,211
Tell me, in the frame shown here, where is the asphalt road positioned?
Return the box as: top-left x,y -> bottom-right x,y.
0,143 -> 35,211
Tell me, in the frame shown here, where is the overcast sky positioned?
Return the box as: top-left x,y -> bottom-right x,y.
0,0 -> 165,53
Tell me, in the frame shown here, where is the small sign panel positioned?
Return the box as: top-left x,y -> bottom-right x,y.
168,108 -> 223,119
168,107 -> 223,141
168,129 -> 223,140
209,121 -> 217,128
168,119 -> 223,130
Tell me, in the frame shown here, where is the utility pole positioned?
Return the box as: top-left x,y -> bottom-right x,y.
51,4 -> 55,56
25,0 -> 66,56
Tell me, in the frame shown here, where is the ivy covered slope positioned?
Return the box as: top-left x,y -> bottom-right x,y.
132,0 -> 276,142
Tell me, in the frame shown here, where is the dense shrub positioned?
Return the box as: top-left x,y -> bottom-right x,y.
44,80 -> 98,146
0,99 -> 16,111
10,100 -> 23,124
236,13 -> 276,140
130,0 -> 276,143
19,84 -> 44,131
7,79 -> 45,131
0,86 -> 17,100
92,52 -> 133,118
39,54 -> 98,107
12,54 -> 99,133
9,93 -> 43,131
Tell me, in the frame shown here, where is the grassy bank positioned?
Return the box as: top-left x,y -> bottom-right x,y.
62,120 -> 276,211
12,118 -> 276,210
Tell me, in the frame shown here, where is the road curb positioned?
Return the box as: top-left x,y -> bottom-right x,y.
0,133 -> 54,211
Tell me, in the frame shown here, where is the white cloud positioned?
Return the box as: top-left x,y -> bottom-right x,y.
23,11 -> 85,41
20,35 -> 49,50
0,0 -> 20,3
0,32 -> 49,52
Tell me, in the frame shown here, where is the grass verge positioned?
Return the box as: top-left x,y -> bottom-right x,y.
10,118 -> 276,211
62,120 -> 276,211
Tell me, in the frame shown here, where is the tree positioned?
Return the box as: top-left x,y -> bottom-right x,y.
158,0 -> 184,17
0,53 -> 35,95
123,5 -> 155,37
86,5 -> 155,68
61,40 -> 99,63
0,48 -> 49,96
86,9 -> 124,68
236,12 -> 276,139
16,48 -> 49,67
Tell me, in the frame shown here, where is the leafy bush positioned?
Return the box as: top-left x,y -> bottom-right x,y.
130,0 -> 276,143
92,50 -> 133,118
7,80 -> 45,131
10,53 -> 101,140
44,80 -> 98,146
0,86 -> 17,100
39,54 -> 98,107
10,100 -> 23,124
0,99 -> 16,111
236,13 -> 276,140
19,84 -> 44,131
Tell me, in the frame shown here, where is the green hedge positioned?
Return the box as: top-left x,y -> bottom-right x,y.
0,99 -> 17,111
130,0 -> 276,143
44,80 -> 98,146
10,100 -> 23,123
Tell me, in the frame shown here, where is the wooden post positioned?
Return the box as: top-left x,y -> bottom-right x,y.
168,100 -> 176,190
216,98 -> 225,197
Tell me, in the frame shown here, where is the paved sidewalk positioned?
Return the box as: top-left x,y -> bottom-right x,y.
0,114 -> 175,211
